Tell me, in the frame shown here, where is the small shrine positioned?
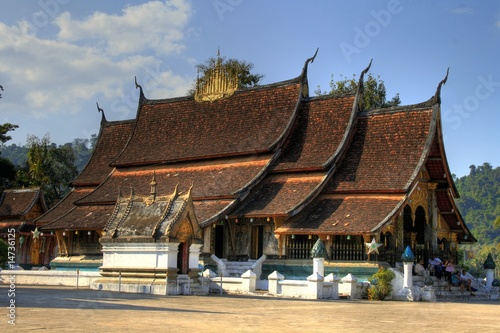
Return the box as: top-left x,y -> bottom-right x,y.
96,176 -> 204,294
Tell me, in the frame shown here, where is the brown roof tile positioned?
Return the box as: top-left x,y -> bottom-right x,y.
0,188 -> 46,218
273,94 -> 355,171
275,194 -> 404,235
193,199 -> 235,225
325,108 -> 435,193
42,205 -> 114,230
231,172 -> 326,217
72,119 -> 135,187
36,188 -> 94,226
111,80 -> 301,166
78,155 -> 274,205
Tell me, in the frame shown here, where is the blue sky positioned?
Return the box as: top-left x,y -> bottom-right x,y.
0,0 -> 499,178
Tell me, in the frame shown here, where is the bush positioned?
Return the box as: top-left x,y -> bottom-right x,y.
367,267 -> 395,301
0,239 -> 8,268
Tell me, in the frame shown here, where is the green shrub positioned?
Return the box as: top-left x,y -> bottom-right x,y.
367,267 -> 395,301
0,239 -> 8,268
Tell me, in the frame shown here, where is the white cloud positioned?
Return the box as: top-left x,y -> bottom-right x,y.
0,0 -> 194,120
55,0 -> 191,56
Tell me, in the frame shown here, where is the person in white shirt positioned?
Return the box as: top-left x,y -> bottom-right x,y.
459,269 -> 475,295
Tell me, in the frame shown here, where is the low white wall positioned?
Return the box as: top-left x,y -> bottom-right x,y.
0,270 -> 101,288
1,269 -> 358,300
279,280 -> 308,298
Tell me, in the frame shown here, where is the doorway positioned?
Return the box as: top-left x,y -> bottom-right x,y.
177,242 -> 189,274
214,225 -> 224,258
251,225 -> 263,259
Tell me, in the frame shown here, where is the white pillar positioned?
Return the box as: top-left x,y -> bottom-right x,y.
268,271 -> 284,295
485,269 -> 494,290
241,270 -> 256,293
189,243 -> 203,270
307,272 -> 324,299
403,261 -> 413,289
341,274 -> 358,299
324,273 -> 340,299
164,243 -> 180,270
313,257 -> 324,277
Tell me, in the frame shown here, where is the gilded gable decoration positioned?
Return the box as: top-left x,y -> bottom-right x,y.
194,55 -> 239,102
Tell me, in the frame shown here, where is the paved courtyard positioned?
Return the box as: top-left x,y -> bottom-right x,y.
1,285 -> 499,332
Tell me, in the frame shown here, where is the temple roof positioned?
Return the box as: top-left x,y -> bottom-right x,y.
40,205 -> 114,230
38,117 -> 135,230
272,93 -> 356,171
72,119 -> 135,187
111,79 -> 302,167
230,172 -> 328,218
37,188 -> 95,227
324,106 -> 437,193
0,188 -> 47,219
275,194 -> 404,235
36,60 -> 473,242
102,185 -> 202,243
77,154 -> 275,206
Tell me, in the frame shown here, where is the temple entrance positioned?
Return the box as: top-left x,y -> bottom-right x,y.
30,238 -> 41,265
214,225 -> 224,258
250,225 -> 263,259
177,242 -> 189,274
414,206 -> 427,262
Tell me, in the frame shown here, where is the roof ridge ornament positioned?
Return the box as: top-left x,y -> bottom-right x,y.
134,76 -> 145,101
195,51 -> 239,102
434,67 -> 449,105
300,48 -> 319,98
356,59 -> 373,111
359,59 -> 373,87
96,102 -> 106,125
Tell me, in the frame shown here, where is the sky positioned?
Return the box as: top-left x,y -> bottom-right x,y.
0,0 -> 499,178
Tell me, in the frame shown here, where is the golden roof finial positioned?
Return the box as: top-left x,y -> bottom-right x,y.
195,49 -> 238,102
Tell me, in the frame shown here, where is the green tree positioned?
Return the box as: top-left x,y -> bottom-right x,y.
188,55 -> 264,95
17,134 -> 78,207
367,267 -> 395,300
0,123 -> 18,188
0,123 -> 18,144
0,239 -> 8,268
314,73 -> 401,110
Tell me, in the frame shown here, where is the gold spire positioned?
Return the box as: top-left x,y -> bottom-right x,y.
195,51 -> 239,102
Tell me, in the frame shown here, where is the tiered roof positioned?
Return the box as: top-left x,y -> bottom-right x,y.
0,188 -> 47,233
39,55 -> 473,241
38,116 -> 135,230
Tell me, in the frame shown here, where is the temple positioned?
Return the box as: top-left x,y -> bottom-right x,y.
0,188 -> 51,266
37,52 -> 474,287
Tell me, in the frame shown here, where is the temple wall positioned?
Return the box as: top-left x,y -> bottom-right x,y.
101,242 -> 179,270
263,224 -> 279,256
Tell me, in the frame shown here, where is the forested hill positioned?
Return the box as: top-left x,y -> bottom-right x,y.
453,163 -> 500,246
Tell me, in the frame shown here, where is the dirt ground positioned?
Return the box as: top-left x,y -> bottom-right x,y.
1,285 -> 499,332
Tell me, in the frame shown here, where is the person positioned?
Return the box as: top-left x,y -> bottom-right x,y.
444,258 -> 455,284
451,271 -> 461,288
429,257 -> 443,280
414,259 -> 425,276
459,269 -> 475,295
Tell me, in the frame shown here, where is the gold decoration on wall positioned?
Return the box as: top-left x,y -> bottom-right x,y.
195,57 -> 238,102
409,182 -> 428,224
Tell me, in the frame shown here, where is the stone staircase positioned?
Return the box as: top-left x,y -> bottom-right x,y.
222,259 -> 258,277
413,276 -> 491,301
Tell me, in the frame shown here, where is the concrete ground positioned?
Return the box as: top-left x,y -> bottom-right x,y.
1,285 -> 499,332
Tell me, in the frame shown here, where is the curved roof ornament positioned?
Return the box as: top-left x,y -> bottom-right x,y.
134,76 -> 145,101
434,67 -> 449,105
358,59 -> 373,88
356,59 -> 373,111
96,102 -> 106,125
300,47 -> 319,98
